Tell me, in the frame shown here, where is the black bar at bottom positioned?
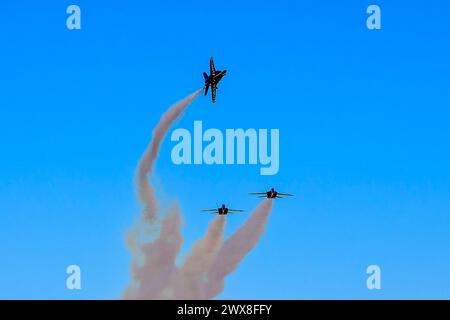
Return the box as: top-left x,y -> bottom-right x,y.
0,300 -> 446,319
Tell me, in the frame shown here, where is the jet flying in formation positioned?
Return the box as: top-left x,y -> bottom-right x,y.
201,204 -> 244,215
249,188 -> 294,199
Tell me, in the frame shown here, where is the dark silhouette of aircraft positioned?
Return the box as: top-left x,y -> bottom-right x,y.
201,204 -> 244,215
249,188 -> 294,199
203,56 -> 227,104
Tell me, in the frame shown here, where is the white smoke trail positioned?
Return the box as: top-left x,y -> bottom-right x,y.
136,88 -> 203,223
124,89 -> 202,299
203,199 -> 274,299
123,206 -> 183,300
161,216 -> 227,299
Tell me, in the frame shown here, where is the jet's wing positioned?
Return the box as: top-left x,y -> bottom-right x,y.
211,86 -> 217,103
214,71 -> 226,82
201,209 -> 218,213
249,192 -> 267,198
228,209 -> 244,213
278,193 -> 294,196
210,56 -> 216,77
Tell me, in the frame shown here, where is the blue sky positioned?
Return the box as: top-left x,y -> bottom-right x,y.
0,0 -> 449,299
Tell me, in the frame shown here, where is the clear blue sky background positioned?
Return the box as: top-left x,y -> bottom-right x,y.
0,0 -> 449,299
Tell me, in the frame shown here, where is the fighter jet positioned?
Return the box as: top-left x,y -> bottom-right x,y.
201,204 -> 244,215
249,188 -> 294,199
203,56 -> 227,104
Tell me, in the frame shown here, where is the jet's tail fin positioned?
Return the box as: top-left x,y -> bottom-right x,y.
203,72 -> 209,80
204,84 -> 209,96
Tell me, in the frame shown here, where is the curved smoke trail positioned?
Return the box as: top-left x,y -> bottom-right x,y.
124,89 -> 202,299
136,88 -> 203,223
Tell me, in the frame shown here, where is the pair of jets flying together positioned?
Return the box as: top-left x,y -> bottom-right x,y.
202,188 -> 294,215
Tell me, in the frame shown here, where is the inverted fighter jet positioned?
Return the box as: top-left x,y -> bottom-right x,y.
203,56 -> 227,103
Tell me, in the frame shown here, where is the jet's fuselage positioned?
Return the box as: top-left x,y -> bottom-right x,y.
266,188 -> 278,198
267,191 -> 278,198
218,206 -> 228,215
205,70 -> 226,87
